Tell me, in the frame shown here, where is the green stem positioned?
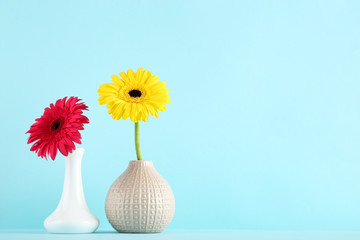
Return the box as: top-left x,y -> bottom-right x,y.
135,122 -> 142,160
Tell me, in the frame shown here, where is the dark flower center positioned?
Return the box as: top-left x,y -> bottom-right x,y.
50,118 -> 64,133
128,89 -> 142,98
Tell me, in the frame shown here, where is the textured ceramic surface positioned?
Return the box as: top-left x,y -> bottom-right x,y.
44,148 -> 99,233
105,160 -> 175,233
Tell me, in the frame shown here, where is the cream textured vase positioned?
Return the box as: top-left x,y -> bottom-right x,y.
44,148 -> 99,233
105,160 -> 175,233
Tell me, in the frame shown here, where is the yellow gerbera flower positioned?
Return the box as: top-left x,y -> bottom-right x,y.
98,68 -> 170,122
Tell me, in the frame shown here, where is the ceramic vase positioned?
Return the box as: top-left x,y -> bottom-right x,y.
44,148 -> 99,233
105,160 -> 175,233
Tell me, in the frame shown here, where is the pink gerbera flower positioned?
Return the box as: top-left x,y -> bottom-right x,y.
26,96 -> 89,160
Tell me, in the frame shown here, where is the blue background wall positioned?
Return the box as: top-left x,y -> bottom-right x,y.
1,0 -> 360,230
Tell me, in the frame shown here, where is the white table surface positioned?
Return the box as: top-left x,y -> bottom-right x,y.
1,230 -> 360,240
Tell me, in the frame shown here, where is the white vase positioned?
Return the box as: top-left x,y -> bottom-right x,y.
105,160 -> 175,233
44,148 -> 99,233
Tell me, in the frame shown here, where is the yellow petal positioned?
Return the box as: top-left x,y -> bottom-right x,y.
135,67 -> 144,81
141,70 -> 151,83
127,69 -> 136,81
122,103 -> 131,120
98,96 -> 117,105
112,102 -> 125,119
111,75 -> 125,86
108,101 -> 122,114
98,83 -> 119,93
150,81 -> 167,91
145,75 -> 159,86
120,72 -> 130,82
145,104 -> 159,118
115,102 -> 127,120
129,103 -> 138,122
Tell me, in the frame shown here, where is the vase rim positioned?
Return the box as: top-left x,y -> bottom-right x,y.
128,160 -> 153,166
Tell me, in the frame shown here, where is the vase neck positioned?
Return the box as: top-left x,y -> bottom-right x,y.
60,148 -> 86,207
